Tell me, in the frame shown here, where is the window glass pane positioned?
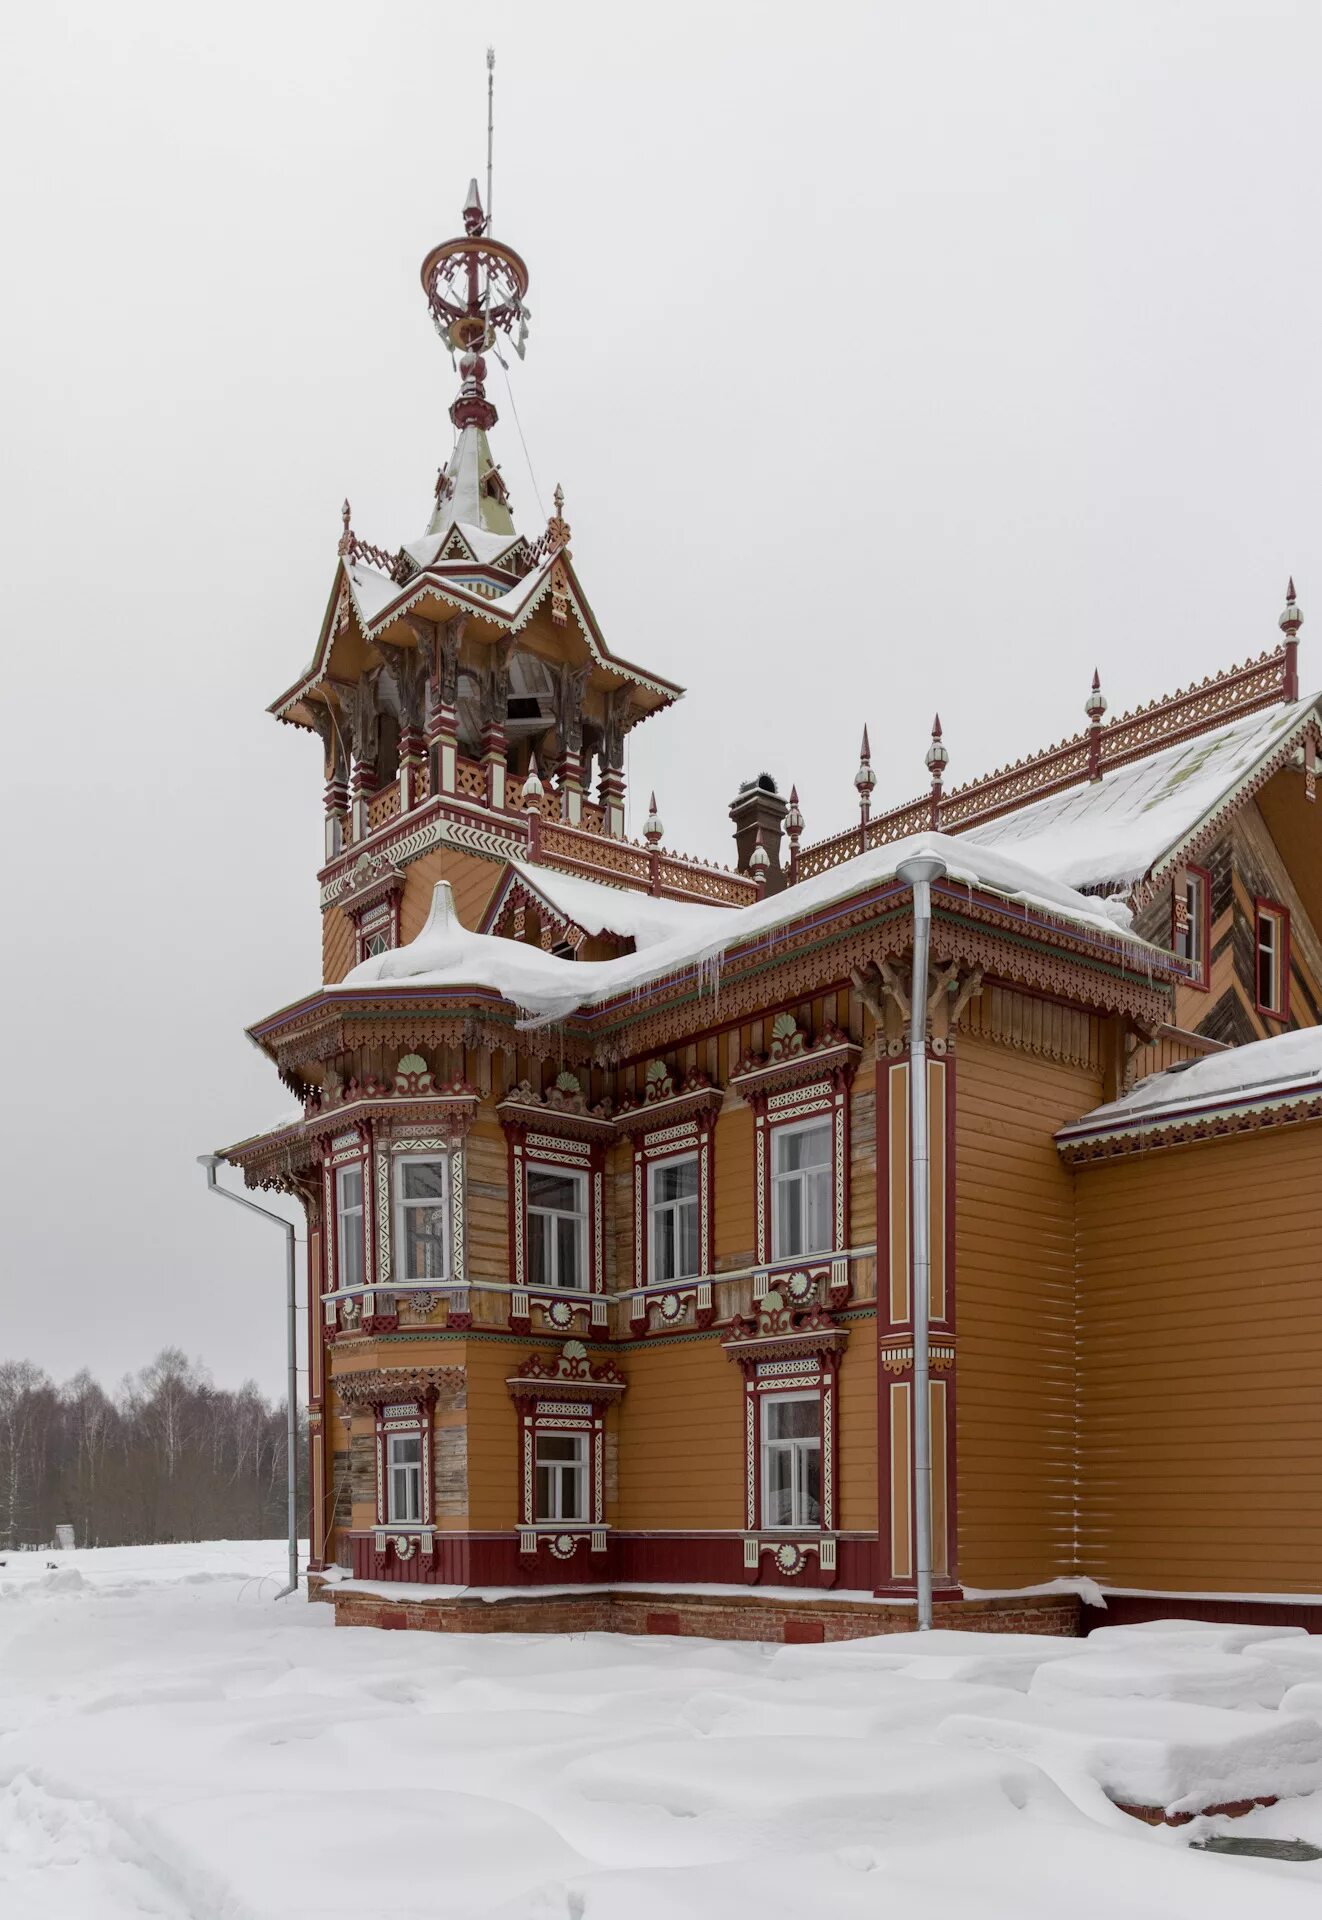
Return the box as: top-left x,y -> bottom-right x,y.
652,1157 -> 698,1204
528,1168 -> 579,1212
403,1161 -> 446,1202
535,1464 -> 552,1518
805,1165 -> 831,1253
559,1465 -> 585,1521
557,1213 -> 583,1287
340,1165 -> 362,1209
528,1213 -> 549,1288
536,1436 -> 580,1463
765,1448 -> 794,1527
775,1123 -> 830,1173
776,1179 -> 803,1257
677,1202 -> 699,1279
799,1445 -> 822,1526
766,1396 -> 819,1442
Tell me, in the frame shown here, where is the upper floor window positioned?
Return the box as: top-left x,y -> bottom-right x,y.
527,1165 -> 587,1290
364,931 -> 391,960
1256,902 -> 1290,1019
386,1431 -> 422,1523
649,1153 -> 700,1283
335,1163 -> 364,1290
396,1155 -> 450,1283
535,1431 -> 588,1521
761,1392 -> 821,1529
772,1119 -> 833,1259
1174,866 -> 1210,990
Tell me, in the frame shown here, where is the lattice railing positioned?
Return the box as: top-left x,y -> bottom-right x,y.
366,783 -> 402,833
795,647 -> 1290,883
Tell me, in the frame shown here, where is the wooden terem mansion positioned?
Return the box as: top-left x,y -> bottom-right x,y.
220,183 -> 1322,1639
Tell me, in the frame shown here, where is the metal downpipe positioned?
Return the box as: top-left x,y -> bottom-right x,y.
895,852 -> 947,1630
198,1156 -> 300,1600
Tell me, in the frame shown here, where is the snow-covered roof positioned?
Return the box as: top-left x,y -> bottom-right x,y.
1059,1026 -> 1322,1148
344,831 -> 1164,1030
965,698 -> 1318,893
486,861 -> 729,950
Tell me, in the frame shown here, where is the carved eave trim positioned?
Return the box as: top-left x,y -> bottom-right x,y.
1137,708 -> 1322,904
341,866 -> 406,920
722,1324 -> 850,1367
497,1093 -> 616,1143
612,1082 -> 723,1137
1058,1086 -> 1322,1164
505,1374 -> 627,1407
334,1365 -> 465,1410
729,1040 -> 861,1105
307,1090 -> 481,1144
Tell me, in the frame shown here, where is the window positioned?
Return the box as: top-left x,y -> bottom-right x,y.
771,1119 -> 833,1259
1174,867 -> 1209,989
386,1432 -> 422,1523
396,1155 -> 450,1282
649,1154 -> 700,1283
1256,902 -> 1290,1018
527,1166 -> 587,1290
535,1432 -> 588,1521
335,1164 -> 364,1290
761,1393 -> 821,1529
364,931 -> 390,959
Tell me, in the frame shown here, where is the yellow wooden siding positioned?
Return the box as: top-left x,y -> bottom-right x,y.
837,1330 -> 877,1532
463,1340 -> 522,1529
955,1035 -> 1103,1587
615,1339 -> 744,1529
1075,1124 -> 1322,1592
713,1099 -> 756,1270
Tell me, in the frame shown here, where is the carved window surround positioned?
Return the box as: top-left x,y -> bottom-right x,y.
333,1365 -> 464,1574
501,1082 -> 610,1343
507,1343 -> 626,1569
724,1294 -> 845,1588
313,1067 -> 481,1336
623,1076 -> 720,1335
730,1017 -> 857,1274
339,854 -> 405,964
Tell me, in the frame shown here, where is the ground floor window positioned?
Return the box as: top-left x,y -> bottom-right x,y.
387,1432 -> 422,1523
761,1392 -> 822,1529
535,1431 -> 588,1521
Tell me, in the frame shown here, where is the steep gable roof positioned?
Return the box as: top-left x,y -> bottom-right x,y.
965,697 -> 1321,898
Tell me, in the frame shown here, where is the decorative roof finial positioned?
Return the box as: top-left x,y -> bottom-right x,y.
854,725 -> 877,826
784,784 -> 805,883
643,791 -> 664,846
1086,668 -> 1107,780
1281,578 -> 1303,704
338,499 -> 352,556
522,753 -> 544,808
925,713 -> 949,828
749,827 -> 771,892
545,484 -> 571,555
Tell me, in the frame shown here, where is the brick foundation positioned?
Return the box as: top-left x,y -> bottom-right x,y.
329,1585 -> 1081,1643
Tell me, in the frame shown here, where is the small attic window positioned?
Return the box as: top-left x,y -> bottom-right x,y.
550,939 -> 576,961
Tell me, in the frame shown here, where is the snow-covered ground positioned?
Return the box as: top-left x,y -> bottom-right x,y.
3,1543 -> 1322,1917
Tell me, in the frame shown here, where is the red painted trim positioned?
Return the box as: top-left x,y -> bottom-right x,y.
1253,897 -> 1291,1021
346,1529 -> 881,1591
943,1052 -> 959,1586
875,1050 -> 893,1592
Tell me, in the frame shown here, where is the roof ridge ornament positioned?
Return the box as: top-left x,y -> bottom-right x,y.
1281,577 -> 1303,703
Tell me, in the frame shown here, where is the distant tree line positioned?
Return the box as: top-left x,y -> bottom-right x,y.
0,1349 -> 307,1550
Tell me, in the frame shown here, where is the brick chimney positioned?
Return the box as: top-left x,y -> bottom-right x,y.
729,774 -> 788,894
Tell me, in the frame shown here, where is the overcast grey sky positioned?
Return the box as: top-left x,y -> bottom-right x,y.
2,1 -> 1318,1397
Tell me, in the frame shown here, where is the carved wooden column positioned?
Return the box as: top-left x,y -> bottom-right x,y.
480,637 -> 515,813
310,701 -> 349,861
381,638 -> 428,815
598,689 -> 629,838
348,676 -> 379,844
555,662 -> 590,829
425,614 -> 464,799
